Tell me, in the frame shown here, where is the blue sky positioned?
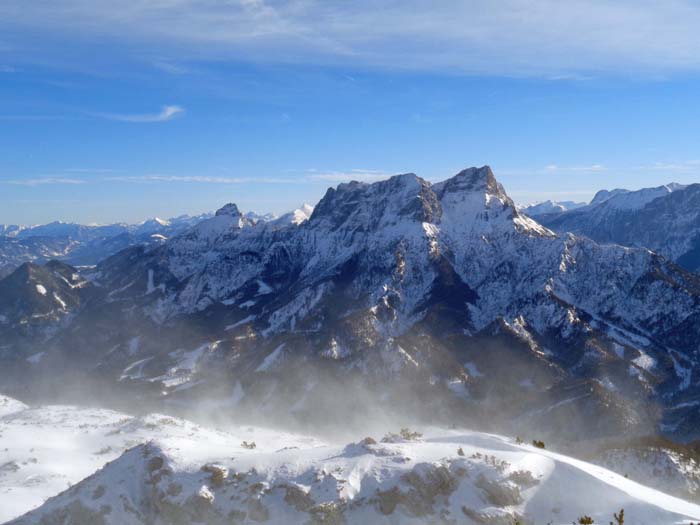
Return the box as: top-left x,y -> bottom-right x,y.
2,1 -> 700,225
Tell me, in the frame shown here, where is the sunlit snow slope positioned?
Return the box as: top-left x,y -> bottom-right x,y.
2,395 -> 700,525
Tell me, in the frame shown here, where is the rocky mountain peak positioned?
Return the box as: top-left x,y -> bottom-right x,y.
590,188 -> 629,206
215,203 -> 242,217
434,166 -> 504,199
309,173 -> 440,230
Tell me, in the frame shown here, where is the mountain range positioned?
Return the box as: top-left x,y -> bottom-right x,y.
526,182 -> 700,272
0,214 -> 210,279
2,167 -> 700,448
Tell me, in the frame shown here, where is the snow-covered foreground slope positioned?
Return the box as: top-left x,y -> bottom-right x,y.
0,395 -> 27,418
0,397 -> 323,523
3,397 -> 700,525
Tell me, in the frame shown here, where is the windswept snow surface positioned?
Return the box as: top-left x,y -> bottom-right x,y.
0,395 -> 27,418
2,396 -> 700,524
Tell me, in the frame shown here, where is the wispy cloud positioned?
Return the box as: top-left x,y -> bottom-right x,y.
105,175 -> 293,184
544,164 -> 607,173
94,105 -> 184,123
106,170 -> 397,184
5,177 -> 86,186
632,160 -> 700,172
62,168 -> 118,174
498,164 -> 608,177
151,60 -> 189,75
3,1 -> 700,77
0,115 -> 80,121
304,169 -> 394,183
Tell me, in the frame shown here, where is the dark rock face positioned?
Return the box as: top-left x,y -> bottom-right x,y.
310,173 -> 441,231
215,203 -> 241,217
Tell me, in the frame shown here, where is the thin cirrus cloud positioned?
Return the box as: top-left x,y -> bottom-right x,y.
6,177 -> 86,186
105,175 -> 295,184
544,164 -> 607,173
105,171 -> 397,184
94,105 -> 184,123
304,169 -> 394,183
2,1 -> 700,77
633,160 -> 700,172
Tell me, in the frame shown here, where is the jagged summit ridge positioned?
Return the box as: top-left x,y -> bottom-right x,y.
434,165 -> 501,195
309,172 -> 440,229
308,165 -> 538,234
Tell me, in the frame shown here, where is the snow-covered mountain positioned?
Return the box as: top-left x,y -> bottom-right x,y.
520,199 -> 586,217
3,395 -> 700,525
0,208 -> 318,279
245,210 -> 278,223
534,182 -> 700,272
2,166 -> 700,448
0,214 -> 213,277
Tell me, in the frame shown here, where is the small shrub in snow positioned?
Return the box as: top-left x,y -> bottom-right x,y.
507,470 -> 539,488
308,502 -> 345,524
399,428 -> 422,440
241,440 -> 256,449
381,428 -> 422,443
611,508 -> 624,524
532,440 -> 546,449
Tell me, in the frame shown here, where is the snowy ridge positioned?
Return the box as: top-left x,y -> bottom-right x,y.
520,200 -> 586,217
539,182 -> 700,272
3,397 -> 700,525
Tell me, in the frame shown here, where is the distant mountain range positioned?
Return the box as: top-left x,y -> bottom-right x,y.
519,199 -> 587,216
0,206 -> 315,279
524,182 -> 700,272
0,215 -> 210,278
2,167 -> 700,449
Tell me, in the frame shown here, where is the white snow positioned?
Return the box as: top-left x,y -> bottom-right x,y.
633,351 -> 656,371
224,315 -> 256,331
3,396 -> 700,525
52,292 -> 67,310
26,352 -> 45,364
146,269 -> 156,294
256,279 -> 273,295
463,362 -> 483,378
151,342 -> 216,388
596,184 -> 681,211
34,284 -> 47,296
0,395 -> 27,417
119,356 -> 154,381
255,344 -> 286,372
